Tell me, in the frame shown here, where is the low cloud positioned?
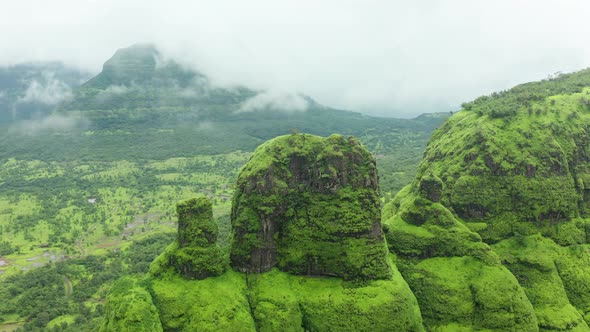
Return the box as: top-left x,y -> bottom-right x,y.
2,1 -> 590,116
176,77 -> 210,99
94,84 -> 130,103
18,73 -> 73,105
239,90 -> 308,113
13,114 -> 88,135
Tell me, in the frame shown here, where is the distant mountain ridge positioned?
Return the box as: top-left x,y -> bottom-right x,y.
0,44 -> 447,164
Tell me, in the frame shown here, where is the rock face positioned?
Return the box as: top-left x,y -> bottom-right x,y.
150,197 -> 225,279
230,133 -> 390,280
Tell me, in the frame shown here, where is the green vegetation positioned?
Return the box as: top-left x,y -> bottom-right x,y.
0,153 -> 244,279
149,271 -> 256,331
0,233 -> 174,331
1,44 -> 447,330
100,132 -> 425,331
384,68 -> 590,330
231,133 -> 390,280
100,277 -> 162,332
150,197 -> 225,279
247,266 -> 422,332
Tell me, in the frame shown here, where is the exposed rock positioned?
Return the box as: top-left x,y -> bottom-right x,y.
418,173 -> 443,202
385,73 -> 590,330
230,133 -> 390,280
177,197 -> 218,247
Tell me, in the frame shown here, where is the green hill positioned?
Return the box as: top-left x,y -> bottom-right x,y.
1,44 -> 445,163
384,69 -> 590,330
105,68 -> 590,331
102,134 -> 424,332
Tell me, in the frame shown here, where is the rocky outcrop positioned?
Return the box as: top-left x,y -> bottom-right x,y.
230,133 -> 390,280
103,133 -> 424,331
150,197 -> 225,279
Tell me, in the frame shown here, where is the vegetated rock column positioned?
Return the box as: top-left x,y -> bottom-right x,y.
151,196 -> 225,279
230,133 -> 391,281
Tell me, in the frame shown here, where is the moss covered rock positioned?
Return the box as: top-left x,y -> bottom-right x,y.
150,196 -> 225,279
383,182 -> 537,330
100,277 -> 163,332
230,133 -> 390,280
248,267 -> 423,332
419,90 -> 590,241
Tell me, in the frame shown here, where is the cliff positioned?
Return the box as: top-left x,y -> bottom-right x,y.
230,133 -> 390,280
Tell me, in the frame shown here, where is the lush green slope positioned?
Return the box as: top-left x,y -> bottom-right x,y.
385,69 -> 590,331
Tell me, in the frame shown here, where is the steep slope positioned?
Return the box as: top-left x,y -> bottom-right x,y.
384,70 -> 590,331
102,134 -> 424,331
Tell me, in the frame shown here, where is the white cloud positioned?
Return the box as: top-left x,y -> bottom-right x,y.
1,1 -> 590,116
175,77 -> 210,99
18,73 -> 73,105
101,84 -> 128,95
239,90 -> 308,112
13,114 -> 88,134
94,84 -> 129,103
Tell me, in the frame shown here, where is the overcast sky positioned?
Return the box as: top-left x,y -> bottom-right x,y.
2,0 -> 590,117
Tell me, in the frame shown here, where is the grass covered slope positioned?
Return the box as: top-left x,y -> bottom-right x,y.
383,185 -> 538,331
385,69 -> 590,331
423,86 -> 590,241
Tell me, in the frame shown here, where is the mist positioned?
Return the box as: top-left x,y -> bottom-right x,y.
12,114 -> 88,135
18,72 -> 73,105
1,1 -> 590,116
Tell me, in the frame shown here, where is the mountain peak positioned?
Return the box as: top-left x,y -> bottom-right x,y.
104,44 -> 160,71
83,44 -> 165,89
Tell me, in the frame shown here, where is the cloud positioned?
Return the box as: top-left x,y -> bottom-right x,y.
13,114 -> 88,135
1,1 -> 590,116
239,90 -> 308,112
176,77 -> 210,99
18,73 -> 73,105
94,84 -> 129,103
